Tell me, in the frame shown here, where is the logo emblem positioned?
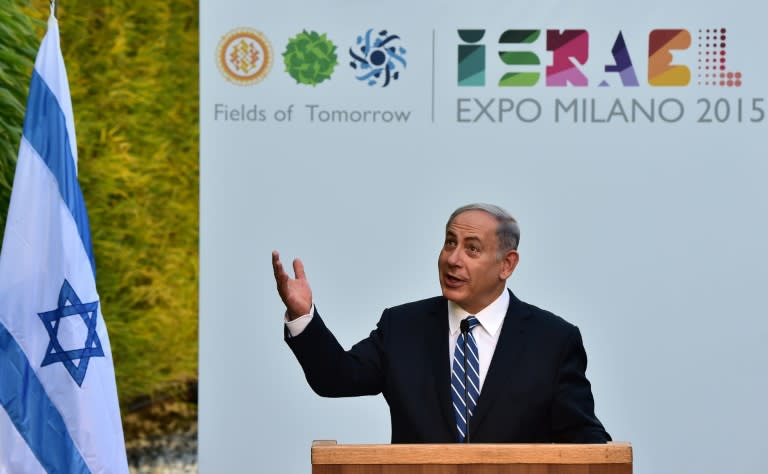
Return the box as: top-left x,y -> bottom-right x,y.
38,280 -> 105,386
283,30 -> 338,86
349,29 -> 407,87
217,28 -> 272,85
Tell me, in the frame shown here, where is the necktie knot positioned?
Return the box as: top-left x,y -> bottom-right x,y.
463,316 -> 480,332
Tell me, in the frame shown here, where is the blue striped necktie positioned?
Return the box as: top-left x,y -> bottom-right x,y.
451,316 -> 480,442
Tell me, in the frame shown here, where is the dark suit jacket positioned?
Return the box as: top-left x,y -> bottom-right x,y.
285,290 -> 610,443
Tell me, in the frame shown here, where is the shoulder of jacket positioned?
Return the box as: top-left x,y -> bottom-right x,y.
516,297 -> 577,335
380,295 -> 445,321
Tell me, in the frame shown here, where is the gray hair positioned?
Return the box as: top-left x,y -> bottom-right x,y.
446,203 -> 520,257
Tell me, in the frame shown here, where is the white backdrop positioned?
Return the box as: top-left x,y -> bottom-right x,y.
199,1 -> 768,472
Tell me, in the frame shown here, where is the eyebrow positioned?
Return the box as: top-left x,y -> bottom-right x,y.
445,231 -> 482,244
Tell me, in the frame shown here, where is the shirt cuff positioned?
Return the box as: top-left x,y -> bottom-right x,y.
284,305 -> 314,337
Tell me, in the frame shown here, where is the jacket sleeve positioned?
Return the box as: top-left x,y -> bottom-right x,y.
284,307 -> 386,397
550,325 -> 612,443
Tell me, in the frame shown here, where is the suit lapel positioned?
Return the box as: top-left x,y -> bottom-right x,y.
469,290 -> 530,438
424,298 -> 457,441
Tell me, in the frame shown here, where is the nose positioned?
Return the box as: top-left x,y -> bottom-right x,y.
445,246 -> 463,267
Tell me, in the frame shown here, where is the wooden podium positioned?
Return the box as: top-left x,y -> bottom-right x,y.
311,440 -> 632,473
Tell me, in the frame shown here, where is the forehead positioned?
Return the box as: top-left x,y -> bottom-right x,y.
446,210 -> 498,237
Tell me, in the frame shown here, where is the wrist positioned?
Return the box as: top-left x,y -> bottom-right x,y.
286,304 -> 312,321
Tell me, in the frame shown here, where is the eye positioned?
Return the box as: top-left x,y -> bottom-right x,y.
444,239 -> 457,249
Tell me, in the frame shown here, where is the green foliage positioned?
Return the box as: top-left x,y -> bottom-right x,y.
283,30 -> 338,86
6,0 -> 200,410
0,0 -> 42,244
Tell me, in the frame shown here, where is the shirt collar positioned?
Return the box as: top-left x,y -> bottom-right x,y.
448,289 -> 509,337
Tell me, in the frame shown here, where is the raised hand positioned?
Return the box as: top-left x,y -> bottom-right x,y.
272,250 -> 313,320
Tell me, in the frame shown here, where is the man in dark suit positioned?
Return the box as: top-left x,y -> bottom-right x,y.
272,203 -> 610,443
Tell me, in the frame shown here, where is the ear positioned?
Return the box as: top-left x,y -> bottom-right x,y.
499,250 -> 519,280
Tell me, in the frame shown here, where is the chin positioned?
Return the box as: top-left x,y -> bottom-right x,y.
441,288 -> 464,304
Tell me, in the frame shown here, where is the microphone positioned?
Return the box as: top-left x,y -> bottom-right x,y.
460,318 -> 471,443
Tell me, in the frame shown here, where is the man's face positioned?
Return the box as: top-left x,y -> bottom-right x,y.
438,210 -> 518,314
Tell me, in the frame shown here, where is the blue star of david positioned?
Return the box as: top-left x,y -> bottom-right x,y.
38,279 -> 104,386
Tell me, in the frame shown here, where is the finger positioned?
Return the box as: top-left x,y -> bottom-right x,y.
293,258 -> 307,281
272,251 -> 288,282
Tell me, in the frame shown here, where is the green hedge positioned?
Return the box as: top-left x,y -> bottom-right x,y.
0,1 -> 40,238
0,0 -> 199,409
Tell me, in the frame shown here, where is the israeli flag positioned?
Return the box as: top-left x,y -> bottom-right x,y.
0,12 -> 128,474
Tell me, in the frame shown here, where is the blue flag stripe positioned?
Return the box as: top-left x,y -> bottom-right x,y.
22,70 -> 95,278
0,322 -> 90,474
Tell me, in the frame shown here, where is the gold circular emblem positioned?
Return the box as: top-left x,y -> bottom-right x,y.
216,28 -> 272,85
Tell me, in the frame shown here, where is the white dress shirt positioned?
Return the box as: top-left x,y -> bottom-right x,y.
285,290 -> 510,392
447,289 -> 508,392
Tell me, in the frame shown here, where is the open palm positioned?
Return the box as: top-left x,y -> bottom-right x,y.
272,250 -> 313,320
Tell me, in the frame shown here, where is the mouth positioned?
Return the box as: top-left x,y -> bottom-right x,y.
443,273 -> 466,288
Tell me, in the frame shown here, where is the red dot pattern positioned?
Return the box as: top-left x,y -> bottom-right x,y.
697,28 -> 741,87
